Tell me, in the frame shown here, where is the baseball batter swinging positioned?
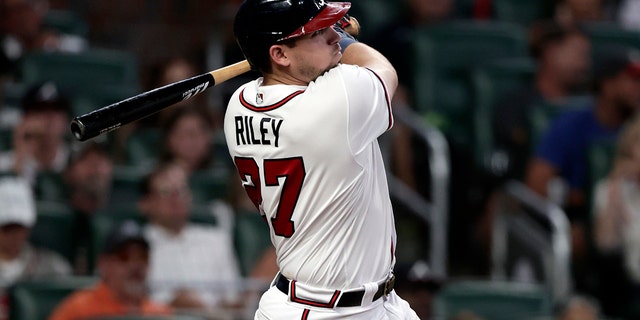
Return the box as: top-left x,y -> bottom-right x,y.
224,1 -> 420,319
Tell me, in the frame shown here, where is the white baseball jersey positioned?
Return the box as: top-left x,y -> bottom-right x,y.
224,64 -> 396,290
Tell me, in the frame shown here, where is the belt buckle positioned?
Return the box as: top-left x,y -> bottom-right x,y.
383,274 -> 396,296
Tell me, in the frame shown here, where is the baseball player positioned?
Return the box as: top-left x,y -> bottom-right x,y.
224,0 -> 419,319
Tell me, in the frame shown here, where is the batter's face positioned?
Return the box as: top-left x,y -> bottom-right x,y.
274,27 -> 342,83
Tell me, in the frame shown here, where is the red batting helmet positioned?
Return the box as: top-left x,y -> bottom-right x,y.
234,0 -> 351,72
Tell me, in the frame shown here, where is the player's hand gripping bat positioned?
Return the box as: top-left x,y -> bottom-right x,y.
70,16 -> 361,141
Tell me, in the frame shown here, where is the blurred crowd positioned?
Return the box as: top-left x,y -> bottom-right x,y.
1,0 -> 640,319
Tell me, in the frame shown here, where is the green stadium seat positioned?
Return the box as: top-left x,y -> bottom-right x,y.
8,276 -> 98,320
43,9 -> 89,37
412,20 -> 529,147
0,128 -> 12,152
189,167 -> 232,204
347,0 -> 401,40
108,165 -> 152,210
431,280 -> 553,320
19,49 -> 139,91
492,0 -> 555,26
34,171 -> 66,203
581,22 -> 640,58
1,81 -> 27,111
124,129 -> 162,168
71,85 -> 140,117
29,201 -> 76,265
471,57 -> 537,173
233,210 -> 272,276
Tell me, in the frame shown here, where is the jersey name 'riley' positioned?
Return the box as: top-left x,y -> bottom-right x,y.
234,115 -> 284,147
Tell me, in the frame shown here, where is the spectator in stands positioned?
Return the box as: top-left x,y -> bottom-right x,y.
62,142 -> 114,275
592,113 -> 640,317
137,162 -> 242,314
144,57 -> 206,127
0,81 -> 71,186
0,0 -> 86,78
159,106 -> 217,175
49,220 -> 172,320
524,46 -> 640,292
492,21 -> 591,181
0,175 -> 71,318
0,175 -> 72,284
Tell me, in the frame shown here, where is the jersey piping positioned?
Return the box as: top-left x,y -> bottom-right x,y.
239,88 -> 306,112
365,67 -> 393,131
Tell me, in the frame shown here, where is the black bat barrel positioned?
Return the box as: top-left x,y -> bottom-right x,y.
70,73 -> 214,141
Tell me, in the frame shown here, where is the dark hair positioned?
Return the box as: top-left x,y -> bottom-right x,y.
528,20 -> 587,60
158,106 -> 214,170
67,142 -> 110,168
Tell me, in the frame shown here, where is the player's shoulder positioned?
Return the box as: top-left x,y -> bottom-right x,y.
315,64 -> 379,88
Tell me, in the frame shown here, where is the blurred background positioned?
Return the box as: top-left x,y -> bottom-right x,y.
2,0 -> 640,319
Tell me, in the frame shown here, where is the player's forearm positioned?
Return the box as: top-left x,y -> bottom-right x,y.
342,43 -> 398,95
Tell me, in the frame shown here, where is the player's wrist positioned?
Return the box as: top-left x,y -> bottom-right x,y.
335,27 -> 357,54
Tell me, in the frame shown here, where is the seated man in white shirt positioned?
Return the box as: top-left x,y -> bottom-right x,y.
137,162 -> 242,313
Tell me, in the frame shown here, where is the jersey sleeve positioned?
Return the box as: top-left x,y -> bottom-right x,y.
340,65 -> 393,156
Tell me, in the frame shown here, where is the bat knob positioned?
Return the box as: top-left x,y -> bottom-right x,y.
70,118 -> 86,141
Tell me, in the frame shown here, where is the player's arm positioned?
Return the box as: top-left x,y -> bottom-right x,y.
341,42 -> 398,98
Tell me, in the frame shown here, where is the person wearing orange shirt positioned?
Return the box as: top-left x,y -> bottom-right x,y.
49,220 -> 172,320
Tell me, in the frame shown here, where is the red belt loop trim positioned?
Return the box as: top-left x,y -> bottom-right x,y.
290,280 -> 342,308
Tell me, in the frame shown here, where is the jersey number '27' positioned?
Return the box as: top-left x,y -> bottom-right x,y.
234,157 -> 306,238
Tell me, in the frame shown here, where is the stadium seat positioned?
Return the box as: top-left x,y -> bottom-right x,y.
347,0 -> 401,40
431,280 -> 553,320
1,81 -> 27,111
471,56 -> 537,174
8,276 -> 98,320
108,165 -> 152,210
581,22 -> 640,58
19,49 -> 139,90
0,128 -> 12,152
42,9 -> 89,37
34,171 -> 66,203
233,210 -> 272,276
124,128 -> 162,168
492,0 -> 555,26
189,167 -> 232,204
412,20 -> 529,147
29,201 -> 76,265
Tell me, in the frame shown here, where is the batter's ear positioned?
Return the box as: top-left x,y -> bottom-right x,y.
269,44 -> 291,68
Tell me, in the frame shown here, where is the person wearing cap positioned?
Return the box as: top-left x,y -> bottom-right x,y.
49,220 -> 172,320
0,81 -> 72,186
225,1 -> 417,319
492,21 -> 592,181
525,46 -> 640,292
0,176 -> 71,318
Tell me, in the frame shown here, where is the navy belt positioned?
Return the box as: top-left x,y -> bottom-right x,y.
275,273 -> 395,308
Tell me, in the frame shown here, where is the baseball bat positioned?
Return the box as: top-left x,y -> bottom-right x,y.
70,60 -> 251,141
